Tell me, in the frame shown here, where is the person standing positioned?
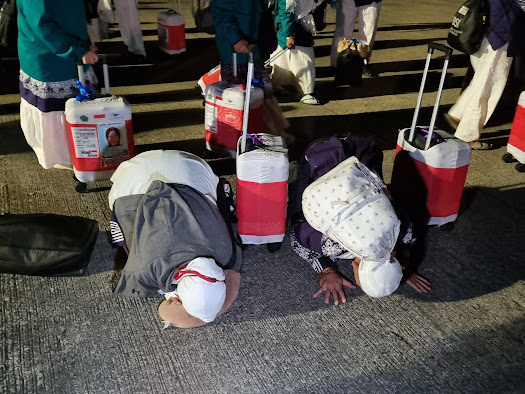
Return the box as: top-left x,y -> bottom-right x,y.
113,0 -> 147,61
211,0 -> 290,138
445,0 -> 525,150
269,0 -> 324,105
17,0 -> 98,169
330,0 -> 382,75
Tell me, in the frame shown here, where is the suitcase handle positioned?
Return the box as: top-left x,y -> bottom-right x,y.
240,45 -> 256,154
428,42 -> 453,60
408,43 -> 453,150
76,56 -> 111,96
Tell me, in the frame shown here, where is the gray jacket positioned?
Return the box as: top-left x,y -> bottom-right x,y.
113,180 -> 242,297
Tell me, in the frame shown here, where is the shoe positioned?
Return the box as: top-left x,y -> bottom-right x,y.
469,141 -> 493,150
122,49 -> 147,64
362,64 -> 377,77
444,113 -> 460,131
300,94 -> 320,105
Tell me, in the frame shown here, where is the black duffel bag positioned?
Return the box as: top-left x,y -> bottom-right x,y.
447,0 -> 489,54
0,213 -> 99,276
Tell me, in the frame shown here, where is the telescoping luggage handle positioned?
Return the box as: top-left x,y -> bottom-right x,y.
409,43 -> 453,150
76,56 -> 111,101
240,45 -> 256,154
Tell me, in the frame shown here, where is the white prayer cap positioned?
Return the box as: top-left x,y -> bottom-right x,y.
358,256 -> 403,298
176,257 -> 226,323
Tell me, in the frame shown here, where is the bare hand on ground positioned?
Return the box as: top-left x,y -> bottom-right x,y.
314,272 -> 356,305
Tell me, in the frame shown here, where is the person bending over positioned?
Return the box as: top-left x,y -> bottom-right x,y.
289,141 -> 430,304
108,150 -> 241,328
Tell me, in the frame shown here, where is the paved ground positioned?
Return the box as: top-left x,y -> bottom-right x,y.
1,1 -> 524,393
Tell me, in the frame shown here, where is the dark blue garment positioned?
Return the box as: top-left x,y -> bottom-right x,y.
487,0 -> 525,56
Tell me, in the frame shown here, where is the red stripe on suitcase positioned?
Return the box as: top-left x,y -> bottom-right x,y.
412,159 -> 469,218
237,179 -> 287,236
509,104 -> 525,151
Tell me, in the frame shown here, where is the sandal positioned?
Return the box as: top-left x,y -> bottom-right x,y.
469,141 -> 493,150
300,94 -> 320,105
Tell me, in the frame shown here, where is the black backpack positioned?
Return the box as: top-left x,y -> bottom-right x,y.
447,0 -> 489,54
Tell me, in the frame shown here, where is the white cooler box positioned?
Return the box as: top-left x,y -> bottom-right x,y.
391,128 -> 471,226
158,9 -> 186,54
65,95 -> 135,183
236,134 -> 289,245
204,81 -> 264,158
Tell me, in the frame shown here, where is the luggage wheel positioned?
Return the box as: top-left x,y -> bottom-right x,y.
73,175 -> 111,193
502,153 -> 517,163
266,242 -> 282,253
201,150 -> 223,160
75,182 -> 89,193
516,163 -> 525,173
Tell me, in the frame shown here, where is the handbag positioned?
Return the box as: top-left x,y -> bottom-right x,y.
447,0 -> 489,54
0,0 -> 17,49
334,38 -> 365,86
0,213 -> 99,276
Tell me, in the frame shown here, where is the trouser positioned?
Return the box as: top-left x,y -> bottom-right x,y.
449,38 -> 513,142
114,0 -> 146,56
330,0 -> 381,68
270,45 -> 316,96
20,99 -> 71,169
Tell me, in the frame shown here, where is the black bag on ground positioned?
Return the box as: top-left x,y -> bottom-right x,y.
447,0 -> 489,54
334,40 -> 364,86
0,213 -> 99,276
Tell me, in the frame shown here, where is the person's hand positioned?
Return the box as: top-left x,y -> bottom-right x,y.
314,272 -> 356,305
233,39 -> 249,53
286,36 -> 295,50
82,48 -> 99,65
406,272 -> 431,293
165,296 -> 182,306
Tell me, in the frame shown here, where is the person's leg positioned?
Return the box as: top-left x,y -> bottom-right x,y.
356,1 -> 381,64
288,46 -> 317,98
20,99 -> 72,169
113,0 -> 146,57
330,0 -> 358,68
450,39 -> 513,143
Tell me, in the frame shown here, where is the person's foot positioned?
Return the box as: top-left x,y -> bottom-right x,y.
300,94 -> 320,105
362,64 -> 378,77
469,141 -> 493,150
444,113 -> 460,130
122,49 -> 147,64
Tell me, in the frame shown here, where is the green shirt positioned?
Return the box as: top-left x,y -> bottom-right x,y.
17,0 -> 91,82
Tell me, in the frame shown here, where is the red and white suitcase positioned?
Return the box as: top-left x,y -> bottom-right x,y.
390,43 -> 471,226
157,1 -> 186,55
197,48 -> 288,95
236,51 -> 289,251
197,65 -> 221,95
204,53 -> 264,158
65,60 -> 135,187
503,91 -> 525,172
